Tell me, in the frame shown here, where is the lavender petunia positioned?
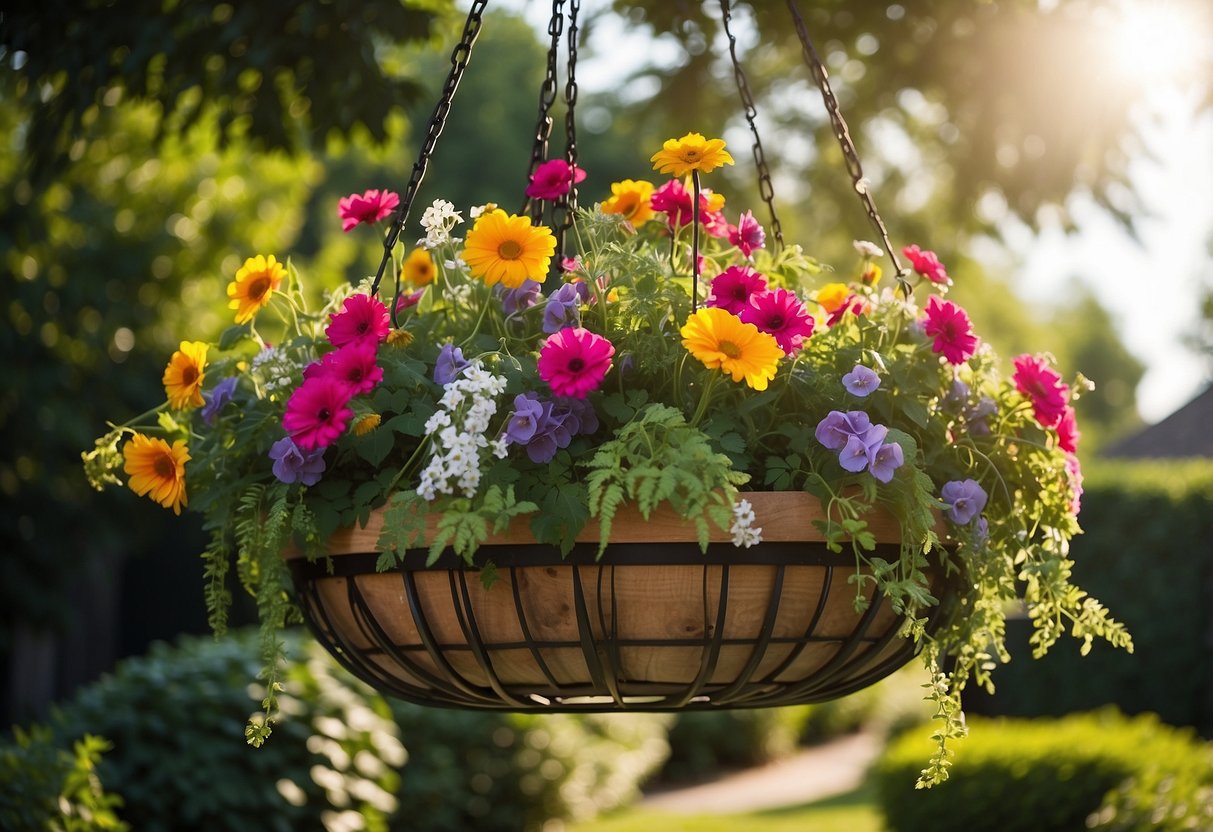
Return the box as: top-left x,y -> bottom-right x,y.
497,280 -> 542,316
201,377 -> 238,426
842,365 -> 881,398
541,282 -> 588,334
504,394 -> 545,444
269,436 -> 326,486
815,410 -> 873,451
869,442 -> 904,483
434,343 -> 469,386
940,479 -> 988,525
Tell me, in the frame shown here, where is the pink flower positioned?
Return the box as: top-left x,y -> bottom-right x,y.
922,295 -> 978,365
282,376 -> 355,449
1056,405 -> 1080,453
326,294 -> 390,347
395,288 -> 426,314
903,244 -> 950,285
1013,354 -> 1069,428
651,179 -> 693,227
702,208 -> 731,239
706,266 -> 769,315
338,189 -> 400,232
303,341 -> 383,396
729,210 -> 766,256
825,294 -> 869,328
740,288 -> 814,354
537,327 -> 615,399
526,159 -> 587,201
1065,453 -> 1083,515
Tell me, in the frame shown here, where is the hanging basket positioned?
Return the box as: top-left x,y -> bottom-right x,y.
286,492 -> 952,711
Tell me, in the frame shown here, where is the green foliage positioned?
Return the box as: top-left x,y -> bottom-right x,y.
0,725 -> 127,832
660,707 -> 813,783
873,710 -> 1213,832
1090,749 -> 1213,832
52,631 -> 403,832
965,461 -> 1213,734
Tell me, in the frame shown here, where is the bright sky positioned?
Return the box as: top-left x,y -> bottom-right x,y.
501,0 -> 1213,424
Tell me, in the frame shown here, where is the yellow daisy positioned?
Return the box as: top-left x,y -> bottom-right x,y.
600,179 -> 655,225
680,307 -> 783,391
462,209 -> 556,288
651,133 -> 735,177
816,282 -> 850,314
402,247 -> 437,286
123,433 -> 190,515
162,340 -> 208,410
227,254 -> 285,324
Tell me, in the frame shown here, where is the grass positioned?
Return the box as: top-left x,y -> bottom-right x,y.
568,783 -> 884,832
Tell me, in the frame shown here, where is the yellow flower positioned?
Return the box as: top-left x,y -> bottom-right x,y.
462,209 -> 556,288
600,179 -> 655,225
680,307 -> 783,391
227,254 -> 285,324
123,433 -> 189,515
402,247 -> 436,286
816,282 -> 850,314
651,133 -> 734,177
353,413 -> 382,436
162,340 -> 208,410
386,328 -> 414,349
861,263 -> 882,286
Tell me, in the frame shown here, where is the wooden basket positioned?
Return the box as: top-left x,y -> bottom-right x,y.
285,492 -> 949,711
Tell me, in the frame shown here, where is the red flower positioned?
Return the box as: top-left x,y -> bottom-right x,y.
922,296 -> 978,365
338,189 -> 400,232
903,244 -> 950,285
1013,354 -> 1069,428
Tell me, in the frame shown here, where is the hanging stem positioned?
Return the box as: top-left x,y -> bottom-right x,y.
691,170 -> 702,312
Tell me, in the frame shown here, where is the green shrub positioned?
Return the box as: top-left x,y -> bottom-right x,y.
659,706 -> 811,782
873,710 -> 1213,832
53,631 -> 403,832
0,725 -> 127,832
965,461 -> 1213,734
1089,744 -> 1213,832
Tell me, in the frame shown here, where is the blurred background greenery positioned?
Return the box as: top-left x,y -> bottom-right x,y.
2,0 -> 1212,829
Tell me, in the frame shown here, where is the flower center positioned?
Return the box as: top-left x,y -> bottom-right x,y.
719,340 -> 741,359
182,366 -> 199,385
683,149 -> 700,161
567,358 -> 585,373
356,320 -> 369,334
498,239 -> 523,260
248,276 -> 271,301
318,407 -> 332,421
767,315 -> 784,329
153,454 -> 175,479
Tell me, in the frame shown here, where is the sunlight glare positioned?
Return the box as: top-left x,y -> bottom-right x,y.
1107,1 -> 1210,89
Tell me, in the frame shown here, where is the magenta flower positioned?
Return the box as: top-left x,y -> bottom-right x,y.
1065,454 -> 1084,515
338,189 -> 400,233
706,266 -> 768,315
903,244 -> 950,285
526,159 -> 588,201
537,327 -> 614,399
1056,405 -> 1080,453
651,179 -> 693,227
1013,354 -> 1069,428
395,288 -> 426,314
729,210 -> 766,256
326,294 -> 390,348
922,295 -> 978,365
702,208 -> 731,239
740,288 -> 814,355
282,376 -> 355,450
303,341 -> 383,396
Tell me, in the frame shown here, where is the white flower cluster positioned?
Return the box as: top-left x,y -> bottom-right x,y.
417,361 -> 507,501
729,498 -> 763,548
250,346 -> 300,393
419,199 -> 464,248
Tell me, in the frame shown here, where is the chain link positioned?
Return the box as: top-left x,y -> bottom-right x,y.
785,0 -> 910,293
371,0 -> 488,322
552,0 -> 581,260
522,0 -> 566,219
718,0 -> 784,251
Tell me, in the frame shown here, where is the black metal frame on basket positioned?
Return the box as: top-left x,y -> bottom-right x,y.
288,542 -> 952,711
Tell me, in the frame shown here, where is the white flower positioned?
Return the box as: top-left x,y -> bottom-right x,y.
448,284 -> 473,304
729,499 -> 763,548
491,436 -> 510,459
853,240 -> 884,259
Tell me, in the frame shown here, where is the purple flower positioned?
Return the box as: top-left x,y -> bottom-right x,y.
940,479 -> 988,525
505,394 -> 545,444
434,343 -> 469,386
201,377 -> 238,426
838,423 -> 888,473
842,365 -> 881,398
497,280 -> 542,316
542,282 -> 588,334
973,516 -> 990,545
870,442 -> 904,483
815,410 -> 873,451
269,436 -> 326,486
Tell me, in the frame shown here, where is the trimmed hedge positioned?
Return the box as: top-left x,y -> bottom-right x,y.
964,461 -> 1213,735
659,706 -> 812,782
49,630 -> 670,831
873,710 -> 1213,832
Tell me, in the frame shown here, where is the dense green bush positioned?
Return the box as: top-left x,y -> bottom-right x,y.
964,461 -> 1213,734
659,706 -> 812,782
1088,745 -> 1213,832
49,629 -> 670,831
0,725 -> 127,832
873,710 -> 1213,832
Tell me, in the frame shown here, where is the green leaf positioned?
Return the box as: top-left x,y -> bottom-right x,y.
352,424 -> 394,467
218,323 -> 251,351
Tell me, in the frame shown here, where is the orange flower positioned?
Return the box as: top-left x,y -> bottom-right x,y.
123,433 -> 189,515
227,255 -> 285,324
163,341 -> 208,410
402,247 -> 437,286
600,179 -> 655,225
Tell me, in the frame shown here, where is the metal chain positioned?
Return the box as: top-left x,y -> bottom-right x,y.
552,0 -> 581,261
718,0 -> 784,251
522,0 -> 566,219
371,0 -> 488,323
785,0 -> 910,292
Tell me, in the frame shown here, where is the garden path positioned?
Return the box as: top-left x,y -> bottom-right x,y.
639,730 -> 882,814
